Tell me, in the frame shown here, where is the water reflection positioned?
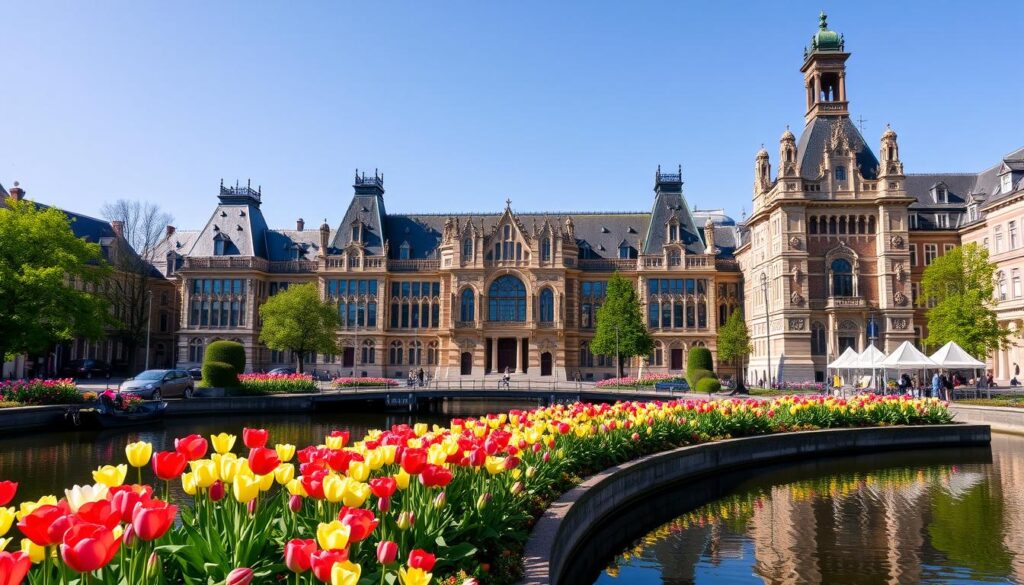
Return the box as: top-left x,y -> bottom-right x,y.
0,399 -> 530,503
587,435 -> 1024,585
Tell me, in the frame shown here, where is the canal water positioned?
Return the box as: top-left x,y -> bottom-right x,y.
0,399 -> 530,503
583,434 -> 1024,585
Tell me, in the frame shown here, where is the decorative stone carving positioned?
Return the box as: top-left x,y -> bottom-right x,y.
894,263 -> 907,282
892,318 -> 909,330
790,291 -> 804,306
890,234 -> 904,248
788,318 -> 805,331
564,216 -> 575,239
791,266 -> 804,282
893,291 -> 908,306
839,320 -> 858,331
789,236 -> 801,250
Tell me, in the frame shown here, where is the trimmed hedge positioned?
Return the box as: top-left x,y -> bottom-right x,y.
688,368 -> 716,386
687,347 -> 714,375
696,377 -> 722,394
201,361 -> 238,388
206,341 -> 246,375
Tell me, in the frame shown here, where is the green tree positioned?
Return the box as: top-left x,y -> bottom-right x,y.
591,273 -> 654,378
258,283 -> 338,373
919,243 -> 1009,357
0,197 -> 110,365
717,308 -> 752,389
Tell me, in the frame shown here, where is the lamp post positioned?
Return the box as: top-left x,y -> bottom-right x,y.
615,325 -> 621,379
760,272 -> 771,388
144,290 -> 152,371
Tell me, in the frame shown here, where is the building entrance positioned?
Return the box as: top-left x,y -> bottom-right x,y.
497,338 -> 517,372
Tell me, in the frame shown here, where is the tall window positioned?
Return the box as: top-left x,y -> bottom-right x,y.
462,238 -> 472,258
488,276 -> 527,321
995,226 -> 1004,253
329,279 -> 379,328
924,244 -> 938,265
831,259 -> 854,297
648,341 -> 663,366
389,341 -> 403,365
460,288 -> 475,322
579,341 -> 594,368
399,241 -> 411,260
362,340 -> 376,364
998,272 -> 1007,301
541,238 -> 551,262
909,244 -> 917,267
835,166 -> 846,181
388,281 -> 440,329
1011,221 -> 1018,249
188,338 -> 205,363
810,323 -> 826,356
539,288 -> 554,323
1014,269 -> 1022,299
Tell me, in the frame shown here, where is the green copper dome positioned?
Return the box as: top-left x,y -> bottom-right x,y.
806,12 -> 844,54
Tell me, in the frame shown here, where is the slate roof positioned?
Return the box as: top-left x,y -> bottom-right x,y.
905,173 -> 976,207
331,192 -> 387,255
266,229 -> 328,261
796,116 -> 879,180
186,202 -> 269,258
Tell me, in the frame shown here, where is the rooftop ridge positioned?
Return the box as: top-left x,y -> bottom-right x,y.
386,210 -> 649,217
905,172 -> 979,177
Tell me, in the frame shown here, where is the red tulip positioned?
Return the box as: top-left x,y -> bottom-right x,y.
310,548 -> 349,582
174,434 -> 208,461
121,524 -> 137,548
0,551 -> 31,585
110,485 -> 153,523
408,549 -> 436,571
242,427 -> 268,449
329,430 -> 350,447
77,500 -> 121,530
46,513 -> 82,546
468,447 -> 486,467
0,481 -> 17,507
419,464 -> 453,488
400,448 -> 427,475
288,494 -> 303,513
60,523 -> 120,573
247,447 -> 280,476
226,567 -> 254,585
484,430 -> 510,455
17,504 -> 65,546
376,540 -> 398,565
151,451 -> 187,480
131,499 -> 177,541
338,507 -> 378,542
368,477 -> 397,499
284,538 -> 316,573
504,455 -> 521,471
209,480 -> 226,502
302,470 -> 328,500
325,450 -> 355,473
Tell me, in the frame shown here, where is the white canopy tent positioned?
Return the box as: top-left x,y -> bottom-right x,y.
828,347 -> 860,369
855,344 -> 887,391
881,341 -> 938,369
929,341 -> 986,369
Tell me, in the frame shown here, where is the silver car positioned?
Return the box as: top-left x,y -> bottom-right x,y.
119,369 -> 194,400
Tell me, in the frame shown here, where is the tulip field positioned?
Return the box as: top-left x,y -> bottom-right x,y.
0,395 -> 953,585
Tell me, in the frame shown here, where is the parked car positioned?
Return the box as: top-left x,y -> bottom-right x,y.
60,359 -> 112,379
187,367 -> 202,381
268,367 -> 296,375
119,369 -> 194,400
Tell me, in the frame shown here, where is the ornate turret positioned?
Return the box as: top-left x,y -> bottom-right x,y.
801,12 -> 850,124
703,217 -> 717,255
878,124 -> 904,177
755,145 -> 771,195
779,127 -> 798,177
319,219 -> 330,257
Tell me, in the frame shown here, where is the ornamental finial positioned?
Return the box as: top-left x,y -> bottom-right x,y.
819,11 -> 828,29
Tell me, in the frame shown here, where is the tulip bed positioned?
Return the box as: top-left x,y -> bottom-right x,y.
0,379 -> 82,406
594,374 -> 686,389
236,374 -> 318,395
0,394 -> 952,585
331,378 -> 400,389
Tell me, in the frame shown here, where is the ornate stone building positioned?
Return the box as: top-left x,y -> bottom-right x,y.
156,171 -> 743,380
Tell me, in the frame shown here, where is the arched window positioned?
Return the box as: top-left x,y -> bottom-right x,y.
831,258 -> 854,297
488,275 -> 527,322
835,166 -> 846,181
809,217 -> 818,234
188,338 -> 204,363
399,241 -> 411,260
389,341 -> 403,365
541,238 -> 551,262
427,341 -> 438,365
811,322 -> 827,356
539,288 -> 554,323
362,340 -> 376,364
407,341 -> 422,366
579,341 -> 594,368
462,238 -> 473,258
460,288 -> 475,322
649,341 -> 663,366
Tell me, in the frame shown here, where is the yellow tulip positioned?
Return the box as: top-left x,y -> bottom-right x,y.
325,435 -> 345,450
274,463 -> 295,485
92,464 -> 127,487
219,454 -> 241,483
181,472 -> 198,496
258,472 -> 275,492
413,423 -> 428,437
341,481 -> 370,508
451,422 -> 463,434
323,474 -> 347,503
395,470 -> 410,490
406,438 -> 423,449
347,461 -> 369,482
275,443 -> 296,462
0,507 -> 14,537
398,566 -> 433,585
286,478 -> 307,497
232,474 -> 260,503
380,445 -> 397,465
484,457 -> 506,475
363,449 -> 384,470
190,459 -> 218,488
125,441 -> 153,468
17,496 -> 56,520
210,433 -> 236,454
316,520 -> 351,551
21,538 -> 45,563
427,445 -> 447,466
331,560 -> 362,585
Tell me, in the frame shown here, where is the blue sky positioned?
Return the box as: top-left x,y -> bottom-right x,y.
3,1 -> 1022,229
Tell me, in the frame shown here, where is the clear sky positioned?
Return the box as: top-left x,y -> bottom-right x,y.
3,1 -> 1023,229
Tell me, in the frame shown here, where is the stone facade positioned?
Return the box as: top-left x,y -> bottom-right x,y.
155,173 -> 743,381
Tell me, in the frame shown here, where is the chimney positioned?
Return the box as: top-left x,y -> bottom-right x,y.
8,181 -> 25,201
111,220 -> 124,238
296,218 -> 305,231
319,220 -> 330,257
166,225 -> 176,238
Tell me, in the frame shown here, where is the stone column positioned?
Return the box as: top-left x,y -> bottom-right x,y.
814,73 -> 821,103
490,338 -> 498,373
839,72 -> 846,101
516,337 -> 523,373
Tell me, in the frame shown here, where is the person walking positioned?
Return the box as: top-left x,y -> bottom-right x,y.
931,372 -> 940,399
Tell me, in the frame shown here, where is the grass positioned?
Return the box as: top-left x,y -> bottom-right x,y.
748,387 -> 817,397
958,395 -> 1024,408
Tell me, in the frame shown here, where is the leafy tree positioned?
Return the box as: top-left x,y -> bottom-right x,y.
100,199 -> 173,371
919,243 -> 1009,358
591,273 -> 654,378
717,308 -> 752,389
0,197 -> 110,365
258,283 -> 338,373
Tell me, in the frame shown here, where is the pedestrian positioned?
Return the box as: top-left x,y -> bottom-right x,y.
941,372 -> 953,401
931,371 -> 940,399
987,372 -> 994,388
417,367 -> 424,387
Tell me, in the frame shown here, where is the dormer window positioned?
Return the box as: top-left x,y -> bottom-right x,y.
932,185 -> 947,203
214,239 -> 226,256
668,223 -> 678,242
462,238 -> 473,258
618,243 -> 634,259
579,241 -> 594,259
968,205 -> 978,222
541,237 -> 551,262
935,214 -> 949,229
399,241 -> 411,260
503,225 -> 511,239
166,253 -> 176,275
351,223 -> 361,243
1002,173 -> 1013,194
908,213 -> 919,230
835,166 -> 847,182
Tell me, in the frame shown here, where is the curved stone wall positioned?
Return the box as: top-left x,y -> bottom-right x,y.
520,424 -> 992,585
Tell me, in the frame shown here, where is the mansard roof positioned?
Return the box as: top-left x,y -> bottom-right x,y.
332,188 -> 387,255
186,200 -> 269,258
643,188 -> 706,255
795,116 -> 880,181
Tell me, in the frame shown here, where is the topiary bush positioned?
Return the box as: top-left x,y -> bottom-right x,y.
205,341 -> 246,375
696,377 -> 722,394
687,347 -> 714,376
201,361 -> 239,389
687,368 -> 716,387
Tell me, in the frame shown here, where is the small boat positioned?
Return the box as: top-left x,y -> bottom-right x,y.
65,396 -> 167,429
